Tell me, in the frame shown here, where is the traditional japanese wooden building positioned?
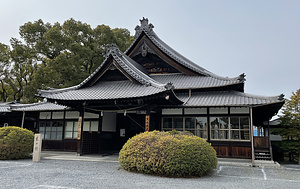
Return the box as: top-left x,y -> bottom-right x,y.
36,18 -> 284,160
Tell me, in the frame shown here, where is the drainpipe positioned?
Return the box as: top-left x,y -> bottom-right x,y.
21,111 -> 25,128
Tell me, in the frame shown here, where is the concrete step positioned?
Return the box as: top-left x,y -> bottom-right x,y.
255,151 -> 272,161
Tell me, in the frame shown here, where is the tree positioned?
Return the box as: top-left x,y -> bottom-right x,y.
273,89 -> 300,164
0,43 -> 9,101
0,18 -> 134,103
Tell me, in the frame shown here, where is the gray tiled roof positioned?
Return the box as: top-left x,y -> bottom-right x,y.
41,80 -> 166,101
177,91 -> 283,107
79,45 -> 169,90
127,18 -> 245,82
38,45 -> 170,98
0,102 -> 67,112
0,104 -> 11,112
152,74 -> 242,89
11,102 -> 68,111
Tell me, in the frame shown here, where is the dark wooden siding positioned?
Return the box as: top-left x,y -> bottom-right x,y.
211,141 -> 251,158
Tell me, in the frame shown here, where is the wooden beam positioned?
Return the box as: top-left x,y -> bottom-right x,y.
77,106 -> 85,156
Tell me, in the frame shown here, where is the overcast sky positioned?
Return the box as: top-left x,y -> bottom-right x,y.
0,0 -> 299,99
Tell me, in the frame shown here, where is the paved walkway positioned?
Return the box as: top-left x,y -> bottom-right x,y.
2,156 -> 300,189
41,151 -> 280,168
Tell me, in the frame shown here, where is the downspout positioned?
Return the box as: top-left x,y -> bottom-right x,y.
183,89 -> 192,105
21,111 -> 25,128
250,107 -> 255,167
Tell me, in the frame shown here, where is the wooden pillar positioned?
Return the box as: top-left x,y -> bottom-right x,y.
268,120 -> 274,161
21,111 -> 25,128
207,107 -> 210,142
77,107 -> 85,156
250,107 -> 255,167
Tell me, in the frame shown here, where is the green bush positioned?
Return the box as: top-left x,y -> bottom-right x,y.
0,126 -> 34,160
119,130 -> 217,177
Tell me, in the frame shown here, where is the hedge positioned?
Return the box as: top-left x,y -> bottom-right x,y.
119,130 -> 217,177
0,126 -> 34,160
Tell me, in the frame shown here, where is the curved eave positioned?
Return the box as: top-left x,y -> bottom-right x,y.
38,80 -> 171,102
151,74 -> 244,92
252,100 -> 285,125
46,89 -> 183,107
174,83 -> 244,92
11,102 -> 68,112
38,85 -> 79,97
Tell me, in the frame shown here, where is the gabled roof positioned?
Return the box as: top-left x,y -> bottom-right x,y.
38,45 -> 176,102
125,17 -> 246,83
39,45 -> 170,94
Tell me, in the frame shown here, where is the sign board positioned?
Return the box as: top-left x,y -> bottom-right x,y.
120,129 -> 125,137
77,116 -> 82,140
32,134 -> 42,162
145,115 -> 150,131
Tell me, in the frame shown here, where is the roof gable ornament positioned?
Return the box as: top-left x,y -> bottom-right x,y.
278,94 -> 285,101
238,73 -> 246,82
108,64 -> 117,70
141,42 -> 150,57
105,44 -> 120,58
165,82 -> 174,90
134,17 -> 154,39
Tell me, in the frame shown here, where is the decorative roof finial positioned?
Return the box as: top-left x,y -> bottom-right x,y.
278,93 -> 285,101
140,17 -> 149,27
165,82 -> 174,90
134,17 -> 154,39
105,44 -> 120,58
238,73 -> 246,82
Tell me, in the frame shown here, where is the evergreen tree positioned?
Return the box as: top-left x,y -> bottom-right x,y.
273,89 -> 300,164
0,19 -> 134,103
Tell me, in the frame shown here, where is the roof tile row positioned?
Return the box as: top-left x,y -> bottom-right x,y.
177,91 -> 282,107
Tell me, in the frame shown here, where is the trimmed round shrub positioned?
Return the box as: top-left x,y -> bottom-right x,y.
119,130 -> 217,177
0,126 -> 34,160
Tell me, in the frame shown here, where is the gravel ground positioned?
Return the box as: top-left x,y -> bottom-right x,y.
1,158 -> 300,189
